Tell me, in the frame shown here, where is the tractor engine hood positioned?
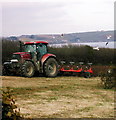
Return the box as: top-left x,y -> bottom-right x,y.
13,52 -> 31,60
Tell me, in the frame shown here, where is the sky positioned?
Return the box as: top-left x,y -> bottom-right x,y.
0,0 -> 115,37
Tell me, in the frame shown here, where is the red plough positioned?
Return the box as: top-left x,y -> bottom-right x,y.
59,61 -> 93,78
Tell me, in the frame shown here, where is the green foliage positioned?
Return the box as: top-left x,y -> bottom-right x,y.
2,39 -> 20,63
48,45 -> 116,65
100,67 -> 115,89
2,87 -> 22,120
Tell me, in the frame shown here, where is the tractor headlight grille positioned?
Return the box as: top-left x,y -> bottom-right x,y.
11,59 -> 18,62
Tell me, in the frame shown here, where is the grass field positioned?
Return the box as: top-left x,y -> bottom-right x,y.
1,76 -> 114,118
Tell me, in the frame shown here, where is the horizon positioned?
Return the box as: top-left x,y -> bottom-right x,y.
2,29 -> 114,38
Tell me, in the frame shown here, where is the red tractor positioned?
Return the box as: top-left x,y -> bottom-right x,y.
3,41 -> 58,77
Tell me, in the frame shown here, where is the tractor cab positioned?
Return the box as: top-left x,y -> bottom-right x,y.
22,41 -> 48,60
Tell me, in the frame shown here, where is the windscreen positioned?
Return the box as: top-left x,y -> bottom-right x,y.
23,45 -> 36,52
22,43 -> 47,59
36,43 -> 47,58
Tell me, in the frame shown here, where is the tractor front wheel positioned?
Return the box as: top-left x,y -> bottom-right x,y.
21,61 -> 35,77
43,58 -> 58,77
2,67 -> 12,76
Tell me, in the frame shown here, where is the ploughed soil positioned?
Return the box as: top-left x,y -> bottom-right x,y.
1,76 -> 114,118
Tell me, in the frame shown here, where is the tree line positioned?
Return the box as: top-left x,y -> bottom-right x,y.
2,39 -> 116,65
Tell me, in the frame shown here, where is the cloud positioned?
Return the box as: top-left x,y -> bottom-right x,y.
2,2 -> 68,36
1,0 -> 115,36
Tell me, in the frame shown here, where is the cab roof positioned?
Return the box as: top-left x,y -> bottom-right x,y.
24,41 -> 48,45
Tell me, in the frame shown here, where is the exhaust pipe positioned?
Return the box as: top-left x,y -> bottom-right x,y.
19,41 -> 22,52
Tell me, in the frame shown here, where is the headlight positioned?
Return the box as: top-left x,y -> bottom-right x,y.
11,59 -> 18,62
4,62 -> 11,65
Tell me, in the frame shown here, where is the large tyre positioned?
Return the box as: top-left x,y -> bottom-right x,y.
43,58 -> 58,77
21,61 -> 35,77
2,66 -> 14,76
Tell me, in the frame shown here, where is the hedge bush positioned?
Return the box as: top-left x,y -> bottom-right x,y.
100,67 -> 115,89
2,87 -> 22,120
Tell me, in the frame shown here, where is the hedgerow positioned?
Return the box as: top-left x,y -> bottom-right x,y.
2,38 -> 116,65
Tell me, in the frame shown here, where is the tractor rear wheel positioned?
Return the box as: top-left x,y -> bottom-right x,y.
21,61 -> 35,77
43,58 -> 58,77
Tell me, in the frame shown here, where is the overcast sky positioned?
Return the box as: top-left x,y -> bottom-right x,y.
0,0 -> 115,37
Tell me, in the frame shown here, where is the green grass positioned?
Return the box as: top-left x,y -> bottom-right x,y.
2,76 -> 114,118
